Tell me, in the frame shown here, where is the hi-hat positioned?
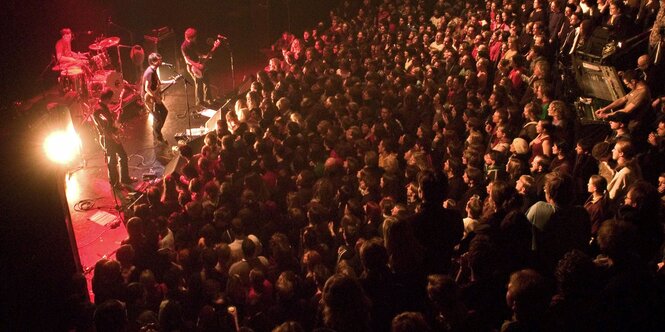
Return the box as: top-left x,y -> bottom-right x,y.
89,42 -> 103,51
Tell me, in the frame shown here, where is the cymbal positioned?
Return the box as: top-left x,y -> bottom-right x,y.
89,42 -> 103,51
98,36 -> 120,48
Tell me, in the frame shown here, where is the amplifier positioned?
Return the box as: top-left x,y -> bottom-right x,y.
144,27 -> 179,71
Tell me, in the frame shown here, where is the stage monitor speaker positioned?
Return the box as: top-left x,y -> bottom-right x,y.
163,135 -> 206,175
205,109 -> 224,131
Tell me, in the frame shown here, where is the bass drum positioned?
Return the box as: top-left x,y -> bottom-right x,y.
88,70 -> 123,103
59,66 -> 87,96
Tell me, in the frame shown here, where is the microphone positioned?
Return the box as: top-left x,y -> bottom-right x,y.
217,34 -> 228,40
161,62 -> 175,67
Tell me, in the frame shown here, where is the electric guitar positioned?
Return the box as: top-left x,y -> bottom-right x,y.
144,74 -> 183,110
93,109 -> 122,150
189,35 -> 224,79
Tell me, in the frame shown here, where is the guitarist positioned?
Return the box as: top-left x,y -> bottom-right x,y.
93,89 -> 136,188
142,53 -> 176,145
181,28 -> 221,107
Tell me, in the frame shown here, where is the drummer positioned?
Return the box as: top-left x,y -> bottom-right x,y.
55,28 -> 86,68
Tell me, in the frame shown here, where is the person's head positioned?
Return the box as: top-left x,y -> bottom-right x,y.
491,180 -> 520,210
506,269 -> 551,323
548,100 -> 567,119
417,170 -> 448,204
536,119 -> 553,135
656,119 -> 665,137
624,181 -> 659,212
544,172 -> 575,206
322,274 -> 371,331
637,54 -> 650,71
184,27 -> 197,41
273,321 -> 305,332
575,138 -> 593,156
587,175 -> 607,194
555,249 -> 597,298
115,244 -> 135,266
359,239 -> 388,273
516,174 -> 535,195
591,141 -> 612,162
609,0 -> 625,15
658,173 -> 665,194
621,69 -> 642,90
148,52 -> 163,66
60,28 -> 72,38
463,166 -> 484,187
607,112 -> 629,130
466,195 -> 483,219
391,312 -> 431,332
530,155 -> 550,174
597,219 -> 638,260
552,141 -> 570,157
94,300 -> 128,332
612,139 -> 635,163
511,138 -> 529,155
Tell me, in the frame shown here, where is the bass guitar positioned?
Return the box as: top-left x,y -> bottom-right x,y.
144,74 -> 183,110
189,35 -> 224,79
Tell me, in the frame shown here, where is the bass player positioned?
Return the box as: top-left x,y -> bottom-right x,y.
142,52 -> 177,145
93,88 -> 137,188
181,27 -> 221,107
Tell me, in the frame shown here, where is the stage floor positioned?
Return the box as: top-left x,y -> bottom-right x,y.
62,56 -> 264,301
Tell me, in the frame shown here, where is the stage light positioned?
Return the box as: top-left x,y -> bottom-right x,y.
44,125 -> 81,164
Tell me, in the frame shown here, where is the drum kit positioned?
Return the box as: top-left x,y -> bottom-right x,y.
56,36 -> 128,105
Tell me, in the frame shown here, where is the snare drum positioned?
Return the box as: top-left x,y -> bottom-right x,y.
59,66 -> 87,96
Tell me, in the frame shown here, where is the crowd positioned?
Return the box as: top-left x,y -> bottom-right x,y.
75,0 -> 665,331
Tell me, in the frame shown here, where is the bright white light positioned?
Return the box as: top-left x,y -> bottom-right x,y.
148,112 -> 154,124
44,127 -> 81,164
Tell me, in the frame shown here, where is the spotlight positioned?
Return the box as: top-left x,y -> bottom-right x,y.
44,125 -> 81,164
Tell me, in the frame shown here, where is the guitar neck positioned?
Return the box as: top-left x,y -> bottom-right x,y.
161,75 -> 182,94
201,43 -> 221,65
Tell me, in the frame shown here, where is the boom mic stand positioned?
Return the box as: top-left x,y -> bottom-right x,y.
183,76 -> 194,141
223,40 -> 236,91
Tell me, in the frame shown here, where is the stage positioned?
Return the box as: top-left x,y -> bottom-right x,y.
58,56 -> 264,301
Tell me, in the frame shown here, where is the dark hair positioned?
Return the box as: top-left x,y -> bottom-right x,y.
544,172 -> 575,206
507,269 -> 551,322
418,170 -> 448,203
589,175 -> 607,193
148,52 -> 162,66
322,274 -> 371,331
491,180 -> 522,211
391,312 -> 431,332
555,249 -> 598,298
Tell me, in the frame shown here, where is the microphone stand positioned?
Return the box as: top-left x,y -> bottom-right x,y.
226,40 -> 236,91
183,76 -> 194,141
38,55 -> 58,100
